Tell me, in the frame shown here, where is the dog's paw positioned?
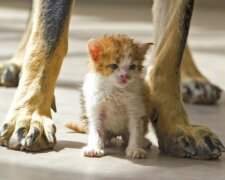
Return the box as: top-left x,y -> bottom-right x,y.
126,147 -> 147,159
82,146 -> 104,158
158,125 -> 225,160
182,80 -> 222,105
0,111 -> 56,151
0,61 -> 21,87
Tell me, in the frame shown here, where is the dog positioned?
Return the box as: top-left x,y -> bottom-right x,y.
0,0 -> 224,159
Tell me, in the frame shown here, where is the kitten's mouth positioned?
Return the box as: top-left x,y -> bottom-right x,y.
119,79 -> 128,85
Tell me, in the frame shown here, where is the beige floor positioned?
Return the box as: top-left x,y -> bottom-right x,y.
0,1 -> 225,180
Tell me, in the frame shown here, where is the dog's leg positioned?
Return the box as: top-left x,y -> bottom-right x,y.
146,0 -> 224,159
181,44 -> 222,104
0,3 -> 33,87
0,0 -> 74,151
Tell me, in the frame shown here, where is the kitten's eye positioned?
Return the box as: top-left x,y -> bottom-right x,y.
109,64 -> 118,70
129,64 -> 136,70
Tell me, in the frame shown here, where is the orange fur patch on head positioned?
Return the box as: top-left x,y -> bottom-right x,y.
88,35 -> 153,76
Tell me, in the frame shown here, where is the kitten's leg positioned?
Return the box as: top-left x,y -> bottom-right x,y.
82,112 -> 105,157
124,124 -> 151,149
126,116 -> 147,159
181,44 -> 222,104
146,0 -> 224,159
0,3 -> 33,87
0,0 -> 73,151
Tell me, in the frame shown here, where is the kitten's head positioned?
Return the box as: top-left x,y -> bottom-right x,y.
88,35 -> 153,88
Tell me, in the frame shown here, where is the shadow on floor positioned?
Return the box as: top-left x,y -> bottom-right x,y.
54,140 -> 85,152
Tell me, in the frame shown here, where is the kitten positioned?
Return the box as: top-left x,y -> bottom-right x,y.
67,35 -> 153,159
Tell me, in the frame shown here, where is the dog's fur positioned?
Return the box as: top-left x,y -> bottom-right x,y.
0,0 -> 224,159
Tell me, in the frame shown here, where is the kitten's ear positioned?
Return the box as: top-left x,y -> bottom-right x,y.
138,42 -> 154,55
88,39 -> 103,62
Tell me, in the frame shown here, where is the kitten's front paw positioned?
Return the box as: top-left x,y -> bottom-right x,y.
126,147 -> 147,159
82,146 -> 104,158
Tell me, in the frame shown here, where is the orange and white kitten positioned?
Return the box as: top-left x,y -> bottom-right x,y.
79,35 -> 152,159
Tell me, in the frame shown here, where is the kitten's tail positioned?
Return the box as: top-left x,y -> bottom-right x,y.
65,122 -> 88,134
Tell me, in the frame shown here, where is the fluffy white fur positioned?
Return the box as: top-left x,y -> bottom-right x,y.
82,58 -> 149,159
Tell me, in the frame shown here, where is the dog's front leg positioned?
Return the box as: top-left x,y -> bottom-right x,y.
0,0 -> 74,151
147,0 -> 224,159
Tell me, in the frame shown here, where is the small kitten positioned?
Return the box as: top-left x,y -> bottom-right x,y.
67,35 -> 153,159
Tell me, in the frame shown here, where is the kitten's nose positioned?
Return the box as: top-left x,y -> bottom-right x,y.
120,74 -> 129,81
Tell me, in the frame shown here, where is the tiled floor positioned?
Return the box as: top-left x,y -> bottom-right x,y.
0,1 -> 225,180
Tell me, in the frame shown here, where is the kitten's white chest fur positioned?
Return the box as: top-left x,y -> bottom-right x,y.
83,72 -> 147,136
103,87 -> 129,135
